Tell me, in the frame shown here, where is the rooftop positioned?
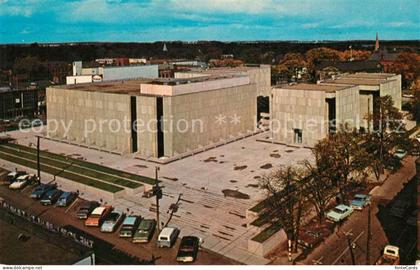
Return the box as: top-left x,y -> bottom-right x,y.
52,74 -> 249,96
274,83 -> 352,93
326,77 -> 391,86
342,72 -> 397,79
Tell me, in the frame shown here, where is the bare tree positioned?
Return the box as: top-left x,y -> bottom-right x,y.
303,161 -> 335,224
259,165 -> 308,252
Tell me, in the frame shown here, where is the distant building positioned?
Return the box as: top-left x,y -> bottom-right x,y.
0,85 -> 39,120
315,60 -> 383,80
66,61 -> 159,85
369,33 -> 400,72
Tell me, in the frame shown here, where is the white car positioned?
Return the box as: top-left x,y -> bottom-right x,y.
393,149 -> 407,159
9,174 -> 30,190
326,204 -> 354,223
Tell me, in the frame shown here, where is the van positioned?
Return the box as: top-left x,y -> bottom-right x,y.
157,226 -> 180,248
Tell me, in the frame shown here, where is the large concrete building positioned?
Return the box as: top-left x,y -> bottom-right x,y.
323,72 -> 402,131
271,73 -> 402,147
271,83 -> 360,147
174,65 -> 271,97
47,75 -> 257,159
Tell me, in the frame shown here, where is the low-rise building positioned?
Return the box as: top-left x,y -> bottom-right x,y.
0,86 -> 39,120
66,61 -> 158,85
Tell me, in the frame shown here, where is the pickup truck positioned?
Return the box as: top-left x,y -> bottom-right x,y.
376,245 -> 400,265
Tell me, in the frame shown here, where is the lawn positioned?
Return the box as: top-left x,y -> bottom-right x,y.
0,146 -> 142,189
0,151 -> 123,193
7,143 -> 156,185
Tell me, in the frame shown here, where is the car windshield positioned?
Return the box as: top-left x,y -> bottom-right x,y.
333,208 -> 346,214
107,213 -> 119,220
396,149 -> 405,153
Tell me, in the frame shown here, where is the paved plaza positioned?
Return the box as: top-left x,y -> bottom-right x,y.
3,129 -> 313,264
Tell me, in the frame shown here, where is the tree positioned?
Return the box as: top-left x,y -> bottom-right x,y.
363,95 -> 409,179
259,166 -> 308,252
387,52 -> 420,89
303,161 -> 335,224
312,128 -> 369,202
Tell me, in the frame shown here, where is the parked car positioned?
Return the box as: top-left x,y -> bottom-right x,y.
384,157 -> 401,171
56,192 -> 77,207
30,184 -> 56,199
393,149 -> 407,159
76,201 -> 100,219
416,133 -> 420,143
100,210 -> 124,233
133,219 -> 156,243
176,236 -> 200,263
7,171 -> 26,183
85,206 -> 113,227
390,200 -> 411,218
326,204 -> 353,223
406,210 -> 417,226
350,194 -> 371,210
9,174 -> 30,190
119,215 -> 141,238
157,226 -> 180,248
40,189 -> 63,205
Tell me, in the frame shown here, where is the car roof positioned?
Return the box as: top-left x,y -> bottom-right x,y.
123,215 -> 138,225
91,207 -> 106,215
354,194 -> 368,198
16,175 -> 29,180
160,227 -> 177,237
335,204 -> 349,210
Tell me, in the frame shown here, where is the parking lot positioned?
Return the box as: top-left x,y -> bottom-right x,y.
0,180 -> 237,265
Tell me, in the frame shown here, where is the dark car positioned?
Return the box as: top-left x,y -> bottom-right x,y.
30,184 -> 56,199
76,201 -> 100,219
40,189 -> 63,205
133,219 -> 156,243
176,236 -> 200,263
56,192 -> 78,207
390,200 -> 411,218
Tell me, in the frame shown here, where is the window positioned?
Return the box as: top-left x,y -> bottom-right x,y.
294,129 -> 303,144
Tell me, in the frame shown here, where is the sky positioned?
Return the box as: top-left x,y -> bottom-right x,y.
0,0 -> 419,43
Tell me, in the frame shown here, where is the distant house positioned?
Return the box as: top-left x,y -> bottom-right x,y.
315,60 -> 383,80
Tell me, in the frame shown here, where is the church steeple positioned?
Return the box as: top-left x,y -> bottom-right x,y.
375,32 -> 380,51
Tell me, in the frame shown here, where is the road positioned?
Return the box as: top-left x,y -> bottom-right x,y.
301,156 -> 417,265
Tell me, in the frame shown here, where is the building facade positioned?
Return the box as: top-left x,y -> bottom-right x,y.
47,75 -> 257,159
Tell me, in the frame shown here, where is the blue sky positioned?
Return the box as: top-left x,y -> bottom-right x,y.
0,0 -> 419,43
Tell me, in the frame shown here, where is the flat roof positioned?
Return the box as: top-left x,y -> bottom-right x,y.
52,74 -> 248,96
342,73 -> 397,79
177,65 -> 269,74
273,83 -> 352,92
326,78 -> 390,86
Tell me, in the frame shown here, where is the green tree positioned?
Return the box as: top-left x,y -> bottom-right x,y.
363,95 -> 410,179
313,129 -> 369,202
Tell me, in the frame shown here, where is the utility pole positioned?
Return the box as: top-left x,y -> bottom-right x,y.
346,235 -> 356,265
36,135 -> 41,181
154,166 -> 162,231
366,203 -> 372,265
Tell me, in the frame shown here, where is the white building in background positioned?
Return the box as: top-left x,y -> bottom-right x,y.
66,61 -> 159,85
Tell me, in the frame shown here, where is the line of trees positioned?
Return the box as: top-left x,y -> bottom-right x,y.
258,95 -> 411,253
